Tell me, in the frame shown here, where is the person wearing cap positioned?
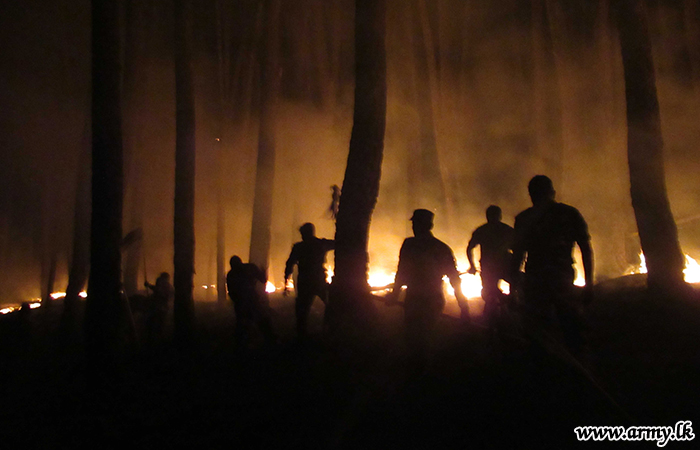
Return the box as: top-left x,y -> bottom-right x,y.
387,209 -> 469,361
284,222 -> 335,339
511,175 -> 594,355
466,205 -> 514,334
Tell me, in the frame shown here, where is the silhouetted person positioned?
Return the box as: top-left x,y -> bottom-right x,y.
511,175 -> 594,356
226,256 -> 276,348
144,272 -> 173,344
467,205 -> 514,333
387,209 -> 469,365
284,223 -> 334,339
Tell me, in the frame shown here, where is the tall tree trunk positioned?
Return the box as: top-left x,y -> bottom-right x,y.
531,0 -> 564,185
248,0 -> 281,270
329,0 -> 386,312
173,0 -> 196,347
215,0 -> 229,304
40,179 -> 58,307
65,131 -> 91,316
406,0 -> 448,217
86,0 -> 124,377
122,0 -> 145,298
616,0 -> 685,291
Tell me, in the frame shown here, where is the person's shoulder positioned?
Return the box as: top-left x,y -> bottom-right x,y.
400,236 -> 419,249
498,221 -> 514,232
402,236 -> 417,246
430,235 -> 453,252
555,202 -> 578,212
555,202 -> 584,218
473,223 -> 489,235
515,207 -> 534,222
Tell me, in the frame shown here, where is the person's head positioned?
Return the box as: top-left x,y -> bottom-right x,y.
410,209 -> 434,236
299,223 -> 316,241
528,175 -> 555,205
229,255 -> 243,269
485,205 -> 502,223
158,272 -> 170,281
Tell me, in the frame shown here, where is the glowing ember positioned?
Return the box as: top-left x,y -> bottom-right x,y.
0,306 -> 18,315
265,281 -> 276,293
50,292 -> 66,299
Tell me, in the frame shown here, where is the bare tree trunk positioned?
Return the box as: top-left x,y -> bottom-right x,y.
248,0 -> 282,270
405,0 -> 448,217
122,0 -> 145,298
173,0 -> 196,348
215,0 -> 229,304
65,131 -> 91,316
41,251 -> 57,305
531,0 -> 564,185
40,179 -> 58,307
86,0 -> 124,378
616,0 -> 685,291
328,0 -> 386,327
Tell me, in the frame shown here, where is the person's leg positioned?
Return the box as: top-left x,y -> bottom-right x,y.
404,294 -> 443,372
481,271 -> 501,332
555,289 -> 588,356
295,284 -> 315,339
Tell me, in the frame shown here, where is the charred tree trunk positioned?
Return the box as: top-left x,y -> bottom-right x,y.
173,0 -> 196,347
329,0 -> 386,325
248,0 -> 281,270
86,0 -> 123,377
616,0 -> 685,291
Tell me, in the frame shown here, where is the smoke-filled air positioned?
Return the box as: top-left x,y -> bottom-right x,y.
1,0 -> 699,305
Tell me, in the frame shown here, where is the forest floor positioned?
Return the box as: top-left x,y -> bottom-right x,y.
2,279 -> 700,449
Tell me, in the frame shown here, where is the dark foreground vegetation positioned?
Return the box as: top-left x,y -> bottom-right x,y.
2,280 -> 700,449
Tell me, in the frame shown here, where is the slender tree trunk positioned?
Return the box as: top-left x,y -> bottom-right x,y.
122,0 -> 145,298
65,132 -> 91,315
216,180 -> 226,303
42,253 -> 57,306
248,0 -> 282,270
531,0 -> 564,185
330,0 -> 386,307
616,0 -> 685,291
173,0 -> 196,347
215,0 -> 229,304
404,1 -> 448,216
86,0 -> 123,377
40,180 -> 58,307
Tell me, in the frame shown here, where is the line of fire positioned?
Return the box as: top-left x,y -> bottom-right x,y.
1,0 -> 700,447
